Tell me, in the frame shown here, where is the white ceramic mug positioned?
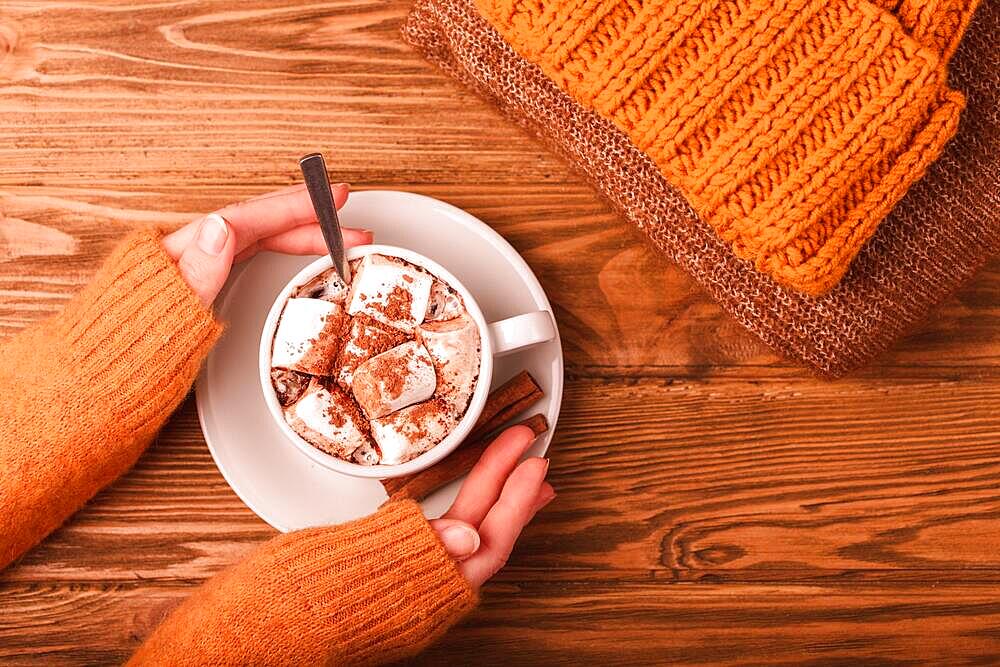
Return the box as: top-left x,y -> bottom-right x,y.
259,244 -> 556,479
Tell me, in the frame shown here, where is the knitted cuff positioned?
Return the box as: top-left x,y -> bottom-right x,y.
278,499 -> 478,665
54,231 -> 222,434
129,500 -> 477,666
477,0 -> 964,294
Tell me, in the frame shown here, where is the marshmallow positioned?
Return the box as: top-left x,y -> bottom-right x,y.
271,298 -> 345,375
351,440 -> 381,466
284,380 -> 370,459
270,368 -> 310,407
336,316 -> 408,390
425,279 -> 465,322
418,315 -> 480,413
347,254 -> 433,332
294,268 -> 349,303
352,341 -> 437,419
370,398 -> 458,465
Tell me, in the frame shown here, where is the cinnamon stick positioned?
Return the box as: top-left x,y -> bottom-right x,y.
467,370 -> 543,442
384,413 -> 549,501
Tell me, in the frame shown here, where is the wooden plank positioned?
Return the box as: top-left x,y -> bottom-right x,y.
3,580 -> 1000,665
419,582 -> 1000,665
1,1 -> 997,373
2,189 -> 998,373
3,377 -> 999,586
0,0 -> 560,187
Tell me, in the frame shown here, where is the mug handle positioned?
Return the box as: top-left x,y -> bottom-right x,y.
488,311 -> 557,357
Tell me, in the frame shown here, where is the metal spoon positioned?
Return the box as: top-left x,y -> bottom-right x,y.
299,152 -> 352,283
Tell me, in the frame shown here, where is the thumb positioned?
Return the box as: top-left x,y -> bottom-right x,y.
176,214 -> 235,306
429,518 -> 481,562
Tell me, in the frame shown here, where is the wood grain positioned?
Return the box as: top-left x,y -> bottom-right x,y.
1,0 -> 999,664
7,581 -> 1000,666
2,0 -> 998,373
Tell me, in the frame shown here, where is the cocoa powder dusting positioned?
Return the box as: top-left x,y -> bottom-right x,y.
354,316 -> 409,357
400,398 -> 446,442
378,285 -> 413,324
321,379 -> 370,437
297,309 -> 347,375
277,253 -> 479,463
323,403 -> 346,429
343,395 -> 371,438
364,346 -> 410,401
335,316 -> 410,389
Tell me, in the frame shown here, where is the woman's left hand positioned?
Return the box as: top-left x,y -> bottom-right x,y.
429,425 -> 555,590
162,184 -> 372,306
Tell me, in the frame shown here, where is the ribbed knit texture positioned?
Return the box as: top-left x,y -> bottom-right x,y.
0,231 -> 222,568
401,0 -> 998,376
129,499 -> 477,666
471,0 -> 968,294
873,0 -> 980,59
0,233 -> 478,663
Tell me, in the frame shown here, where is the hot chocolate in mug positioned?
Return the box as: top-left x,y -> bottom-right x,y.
259,244 -> 556,479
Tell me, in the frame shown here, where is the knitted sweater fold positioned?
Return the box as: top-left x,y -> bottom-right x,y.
474,0 -> 969,294
0,233 -> 477,664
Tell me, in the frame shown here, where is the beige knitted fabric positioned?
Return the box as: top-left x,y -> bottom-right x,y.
402,0 -> 999,376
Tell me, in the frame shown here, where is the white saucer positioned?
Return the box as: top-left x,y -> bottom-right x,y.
194,190 -> 564,532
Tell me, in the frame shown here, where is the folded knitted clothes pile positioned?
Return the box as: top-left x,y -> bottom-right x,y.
403,0 -> 999,376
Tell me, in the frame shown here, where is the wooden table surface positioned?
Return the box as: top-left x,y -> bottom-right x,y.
1,1 -> 999,664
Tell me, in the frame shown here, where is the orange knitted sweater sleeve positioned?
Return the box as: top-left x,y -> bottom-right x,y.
129,499 -> 477,666
0,232 -> 477,664
0,231 -> 223,567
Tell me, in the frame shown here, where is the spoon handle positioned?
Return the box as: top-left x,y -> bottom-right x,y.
299,153 -> 351,283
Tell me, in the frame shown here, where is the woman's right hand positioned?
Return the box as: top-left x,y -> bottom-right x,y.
428,425 -> 555,590
162,184 -> 372,307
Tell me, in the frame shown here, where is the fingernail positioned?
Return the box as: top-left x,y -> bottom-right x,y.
335,182 -> 350,193
532,487 -> 557,514
197,214 -> 229,256
543,458 -> 551,474
442,524 -> 480,558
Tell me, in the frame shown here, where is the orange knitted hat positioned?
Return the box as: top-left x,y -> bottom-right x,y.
474,0 -> 972,294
